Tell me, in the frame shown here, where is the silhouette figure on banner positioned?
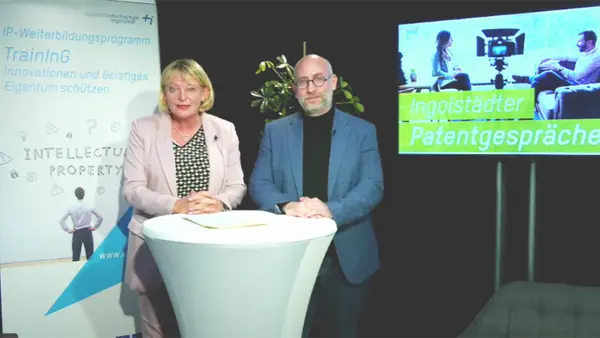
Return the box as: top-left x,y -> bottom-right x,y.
59,187 -> 104,261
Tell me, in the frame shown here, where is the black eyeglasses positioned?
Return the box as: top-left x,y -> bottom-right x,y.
295,75 -> 332,89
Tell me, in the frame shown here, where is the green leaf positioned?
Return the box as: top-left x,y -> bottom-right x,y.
341,81 -> 348,88
354,103 -> 365,113
250,99 -> 262,107
342,90 -> 353,99
260,99 -> 268,113
250,90 -> 263,98
281,55 -> 287,64
264,86 -> 275,97
259,62 -> 266,72
353,96 -> 360,102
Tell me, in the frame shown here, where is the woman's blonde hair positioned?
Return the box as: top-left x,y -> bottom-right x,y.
158,59 -> 215,113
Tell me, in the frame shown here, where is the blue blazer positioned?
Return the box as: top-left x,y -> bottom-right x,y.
249,109 -> 384,284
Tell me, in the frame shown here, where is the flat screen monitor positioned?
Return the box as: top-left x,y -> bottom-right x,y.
397,6 -> 600,155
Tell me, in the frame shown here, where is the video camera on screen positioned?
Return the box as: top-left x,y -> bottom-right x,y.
477,28 -> 525,89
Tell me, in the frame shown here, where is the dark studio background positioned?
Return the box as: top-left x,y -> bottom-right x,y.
3,1 -> 600,337
153,1 -> 600,337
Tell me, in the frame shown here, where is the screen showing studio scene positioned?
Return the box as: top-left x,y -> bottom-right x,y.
397,6 -> 600,155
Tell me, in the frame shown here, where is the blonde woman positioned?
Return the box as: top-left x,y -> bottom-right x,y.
122,59 -> 246,337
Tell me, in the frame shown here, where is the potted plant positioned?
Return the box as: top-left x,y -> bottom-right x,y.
250,55 -> 364,122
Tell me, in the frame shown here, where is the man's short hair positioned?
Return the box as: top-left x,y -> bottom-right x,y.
74,187 -> 85,200
580,30 -> 597,45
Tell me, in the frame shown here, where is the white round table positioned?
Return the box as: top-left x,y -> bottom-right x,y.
142,210 -> 337,338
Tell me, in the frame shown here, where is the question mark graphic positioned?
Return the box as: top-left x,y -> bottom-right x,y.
87,119 -> 98,135
19,131 -> 27,142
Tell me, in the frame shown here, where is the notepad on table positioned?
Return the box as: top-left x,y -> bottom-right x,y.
182,216 -> 267,230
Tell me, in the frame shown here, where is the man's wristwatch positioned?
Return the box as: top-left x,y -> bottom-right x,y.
276,202 -> 289,214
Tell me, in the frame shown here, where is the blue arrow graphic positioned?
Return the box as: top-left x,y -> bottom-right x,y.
46,207 -> 133,316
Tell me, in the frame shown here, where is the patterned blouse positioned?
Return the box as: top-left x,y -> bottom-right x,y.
172,126 -> 211,198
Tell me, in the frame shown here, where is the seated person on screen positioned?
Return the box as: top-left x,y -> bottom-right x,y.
432,30 -> 472,91
397,51 -> 408,86
512,30 -> 600,101
122,58 -> 246,338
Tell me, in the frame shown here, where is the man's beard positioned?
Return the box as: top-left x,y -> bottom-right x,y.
299,92 -> 333,115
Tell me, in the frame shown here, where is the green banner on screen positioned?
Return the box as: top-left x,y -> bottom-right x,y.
398,89 -> 535,121
399,120 -> 600,154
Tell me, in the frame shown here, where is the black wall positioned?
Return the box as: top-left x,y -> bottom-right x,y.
156,1 -> 600,337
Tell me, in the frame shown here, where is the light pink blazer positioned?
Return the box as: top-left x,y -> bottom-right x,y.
123,112 -> 246,293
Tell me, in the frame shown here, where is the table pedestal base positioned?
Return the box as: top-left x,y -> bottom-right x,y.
146,236 -> 334,338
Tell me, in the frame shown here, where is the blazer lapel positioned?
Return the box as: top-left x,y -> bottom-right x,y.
155,114 -> 177,196
328,109 -> 350,198
201,113 -> 223,195
287,114 -> 303,197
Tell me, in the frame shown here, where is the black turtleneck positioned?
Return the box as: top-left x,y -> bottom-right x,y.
302,107 -> 334,201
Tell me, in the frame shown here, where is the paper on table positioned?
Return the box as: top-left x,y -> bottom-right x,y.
182,217 -> 266,229
181,211 -> 273,229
